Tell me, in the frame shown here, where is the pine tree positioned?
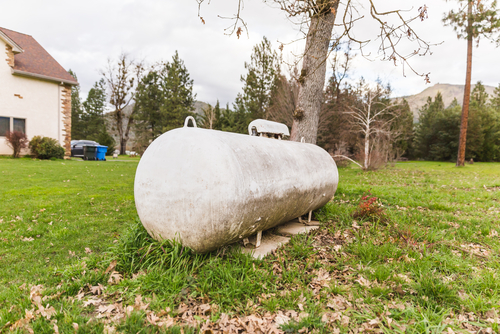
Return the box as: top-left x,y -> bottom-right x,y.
414,92 -> 446,159
81,79 -> 115,154
490,84 -> 500,111
238,37 -> 280,121
134,70 -> 165,141
472,82 -> 500,161
465,82 -> 487,160
160,52 -> 196,132
82,79 -> 107,139
134,51 -> 195,150
443,0 -> 500,166
68,70 -> 84,140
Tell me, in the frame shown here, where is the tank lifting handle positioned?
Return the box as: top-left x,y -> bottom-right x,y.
184,116 -> 197,128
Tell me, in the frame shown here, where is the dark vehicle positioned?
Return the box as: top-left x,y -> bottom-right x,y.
71,140 -> 99,158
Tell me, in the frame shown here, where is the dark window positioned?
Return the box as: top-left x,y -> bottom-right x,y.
0,117 -> 9,136
13,118 -> 25,133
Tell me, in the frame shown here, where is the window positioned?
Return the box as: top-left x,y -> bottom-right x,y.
0,117 -> 9,136
13,118 -> 25,133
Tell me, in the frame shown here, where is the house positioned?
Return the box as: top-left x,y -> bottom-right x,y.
0,27 -> 78,157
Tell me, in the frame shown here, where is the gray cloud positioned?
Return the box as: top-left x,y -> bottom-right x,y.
2,0 -> 498,107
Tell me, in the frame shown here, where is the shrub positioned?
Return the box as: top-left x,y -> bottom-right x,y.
5,131 -> 29,158
29,136 -> 65,159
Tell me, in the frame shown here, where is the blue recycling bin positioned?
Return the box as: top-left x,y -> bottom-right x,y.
96,145 -> 108,161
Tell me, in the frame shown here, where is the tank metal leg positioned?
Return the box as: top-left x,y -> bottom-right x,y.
255,230 -> 262,248
243,238 -> 250,247
298,211 -> 313,225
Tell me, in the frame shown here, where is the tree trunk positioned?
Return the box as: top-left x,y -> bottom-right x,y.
456,0 -> 473,167
115,109 -> 126,155
364,129 -> 370,170
290,2 -> 338,144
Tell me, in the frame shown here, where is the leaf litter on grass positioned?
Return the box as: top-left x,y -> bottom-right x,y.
4,162 -> 500,333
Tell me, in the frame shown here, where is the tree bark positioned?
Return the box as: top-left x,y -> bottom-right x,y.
115,109 -> 126,155
456,0 -> 473,167
290,1 -> 338,144
364,98 -> 371,169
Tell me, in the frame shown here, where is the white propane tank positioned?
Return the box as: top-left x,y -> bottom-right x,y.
134,119 -> 339,253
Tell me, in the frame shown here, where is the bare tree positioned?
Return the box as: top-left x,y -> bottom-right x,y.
345,83 -> 398,170
200,104 -> 216,129
197,0 -> 432,144
101,54 -> 144,155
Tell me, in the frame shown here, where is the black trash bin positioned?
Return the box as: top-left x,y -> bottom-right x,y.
83,145 -> 97,160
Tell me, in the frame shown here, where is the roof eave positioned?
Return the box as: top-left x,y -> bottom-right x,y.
0,30 -> 23,53
12,69 -> 79,86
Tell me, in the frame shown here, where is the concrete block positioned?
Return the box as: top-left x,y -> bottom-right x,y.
241,232 -> 290,259
275,221 -> 320,236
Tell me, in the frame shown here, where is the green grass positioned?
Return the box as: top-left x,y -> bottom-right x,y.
1,159 -> 500,333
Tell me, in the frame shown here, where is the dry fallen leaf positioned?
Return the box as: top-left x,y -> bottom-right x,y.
89,283 -> 105,295
105,260 -> 117,274
107,271 -> 122,285
38,304 -> 56,319
10,309 -> 35,330
355,275 -> 371,288
85,247 -> 92,254
53,322 -> 59,334
104,325 -> 116,334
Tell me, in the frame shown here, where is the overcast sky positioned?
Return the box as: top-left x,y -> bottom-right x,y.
2,0 -> 499,106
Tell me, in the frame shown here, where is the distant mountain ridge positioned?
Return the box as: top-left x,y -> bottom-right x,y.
394,83 -> 496,121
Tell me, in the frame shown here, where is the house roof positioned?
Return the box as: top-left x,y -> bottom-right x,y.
0,27 -> 78,85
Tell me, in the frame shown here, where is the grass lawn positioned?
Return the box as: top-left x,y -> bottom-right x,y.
0,158 -> 499,333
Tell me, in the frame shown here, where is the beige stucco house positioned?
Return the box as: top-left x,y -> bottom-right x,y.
0,27 -> 78,157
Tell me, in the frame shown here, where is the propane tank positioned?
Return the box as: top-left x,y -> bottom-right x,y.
134,117 -> 338,253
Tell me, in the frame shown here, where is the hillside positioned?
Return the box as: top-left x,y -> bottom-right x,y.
394,83 -> 496,121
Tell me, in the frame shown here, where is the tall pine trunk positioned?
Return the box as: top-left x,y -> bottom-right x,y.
290,1 -> 338,144
456,0 -> 473,167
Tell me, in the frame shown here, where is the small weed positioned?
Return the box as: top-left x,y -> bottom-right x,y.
352,192 -> 387,222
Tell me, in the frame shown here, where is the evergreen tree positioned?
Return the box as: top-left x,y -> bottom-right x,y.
82,79 -> 107,139
134,52 -> 195,150
82,79 -> 115,154
389,99 -> 414,160
414,92 -> 447,159
238,37 -> 280,121
68,70 -> 84,140
443,0 -> 500,166
413,86 -> 500,162
490,84 -> 500,111
466,82 -> 487,159
161,52 -> 196,132
134,70 -> 165,140
220,104 -> 240,133
471,82 -> 500,161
